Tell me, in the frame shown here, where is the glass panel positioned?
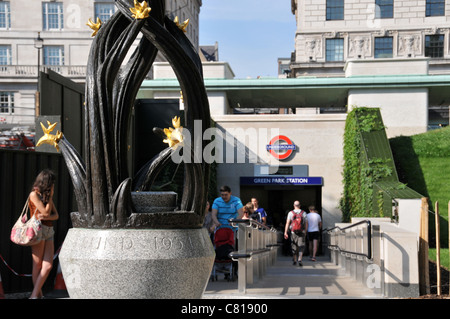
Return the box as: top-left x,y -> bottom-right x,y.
0,46 -> 11,65
425,35 -> 444,58
0,2 -> 11,29
44,46 -> 65,65
0,92 -> 13,114
43,2 -> 64,30
95,3 -> 116,22
375,37 -> 393,58
426,0 -> 445,16
375,0 -> 393,18
326,0 -> 344,20
326,38 -> 344,61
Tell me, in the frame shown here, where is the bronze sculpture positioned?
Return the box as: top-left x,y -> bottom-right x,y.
39,0 -> 211,229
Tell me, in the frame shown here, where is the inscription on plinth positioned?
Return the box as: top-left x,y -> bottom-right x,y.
77,234 -> 195,251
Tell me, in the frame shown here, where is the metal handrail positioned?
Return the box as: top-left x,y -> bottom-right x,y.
230,218 -> 282,247
228,219 -> 277,260
324,219 -> 372,260
229,218 -> 274,231
229,248 -> 271,260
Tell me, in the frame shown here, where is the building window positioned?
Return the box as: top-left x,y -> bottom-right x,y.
43,2 -> 64,30
326,38 -> 344,61
0,92 -> 14,114
44,46 -> 65,66
0,45 -> 11,65
374,37 -> 393,58
375,0 -> 394,18
425,35 -> 444,58
0,1 -> 11,29
426,0 -> 445,16
326,0 -> 344,20
95,3 -> 116,23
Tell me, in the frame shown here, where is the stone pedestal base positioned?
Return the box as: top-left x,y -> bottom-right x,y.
59,227 -> 215,299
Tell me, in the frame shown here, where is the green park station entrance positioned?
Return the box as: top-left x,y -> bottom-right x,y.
239,176 -> 323,230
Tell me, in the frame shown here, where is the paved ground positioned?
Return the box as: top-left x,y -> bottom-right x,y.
4,255 -> 382,300
203,255 -> 383,299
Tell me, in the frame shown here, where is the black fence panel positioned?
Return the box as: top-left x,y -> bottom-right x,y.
0,149 -> 75,294
39,69 -> 85,156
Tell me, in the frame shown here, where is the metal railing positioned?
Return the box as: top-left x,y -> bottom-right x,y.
0,65 -> 153,80
325,219 -> 373,261
0,65 -> 87,78
228,219 -> 280,293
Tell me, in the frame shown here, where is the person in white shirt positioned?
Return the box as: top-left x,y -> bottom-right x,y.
306,205 -> 322,261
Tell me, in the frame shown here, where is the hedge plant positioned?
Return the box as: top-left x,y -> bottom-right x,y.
340,107 -> 394,222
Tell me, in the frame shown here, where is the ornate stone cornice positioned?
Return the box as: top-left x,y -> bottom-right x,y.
424,27 -> 449,34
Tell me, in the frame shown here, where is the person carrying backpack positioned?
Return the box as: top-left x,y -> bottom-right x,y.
284,201 -> 308,266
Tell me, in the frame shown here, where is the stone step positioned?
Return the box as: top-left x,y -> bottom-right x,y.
204,255 -> 383,299
265,259 -> 347,277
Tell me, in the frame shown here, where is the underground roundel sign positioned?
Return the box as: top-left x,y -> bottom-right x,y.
266,135 -> 297,160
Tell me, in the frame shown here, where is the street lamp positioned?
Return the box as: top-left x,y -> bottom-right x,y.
34,32 -> 43,117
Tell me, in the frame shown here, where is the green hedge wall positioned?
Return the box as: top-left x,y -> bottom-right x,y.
340,107 -> 396,222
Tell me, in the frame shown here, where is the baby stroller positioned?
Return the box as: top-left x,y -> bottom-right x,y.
211,227 -> 235,281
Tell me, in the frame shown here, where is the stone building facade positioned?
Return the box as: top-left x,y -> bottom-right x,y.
291,0 -> 450,77
0,0 -> 201,126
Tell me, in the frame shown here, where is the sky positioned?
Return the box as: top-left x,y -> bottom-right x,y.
199,0 -> 297,79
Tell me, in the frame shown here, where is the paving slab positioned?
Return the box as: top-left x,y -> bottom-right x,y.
5,256 -> 383,300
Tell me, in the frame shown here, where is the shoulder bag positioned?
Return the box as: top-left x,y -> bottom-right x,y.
10,198 -> 43,246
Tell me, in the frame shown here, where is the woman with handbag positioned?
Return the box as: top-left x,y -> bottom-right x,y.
28,169 -> 59,299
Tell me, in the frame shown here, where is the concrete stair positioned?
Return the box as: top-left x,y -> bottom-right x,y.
203,255 -> 383,299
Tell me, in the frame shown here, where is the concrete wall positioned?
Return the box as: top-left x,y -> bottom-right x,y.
344,58 -> 429,76
329,217 -> 420,298
396,198 -> 422,240
346,58 -> 429,138
348,88 -> 428,138
153,61 -> 235,80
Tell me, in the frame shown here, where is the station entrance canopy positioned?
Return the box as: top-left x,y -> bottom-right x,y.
140,74 -> 450,109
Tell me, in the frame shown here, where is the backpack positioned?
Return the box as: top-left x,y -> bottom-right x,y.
291,210 -> 304,234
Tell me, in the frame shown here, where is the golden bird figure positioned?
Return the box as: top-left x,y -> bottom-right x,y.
130,0 -> 151,20
163,116 -> 184,149
36,121 -> 63,152
174,16 -> 189,33
86,17 -> 102,37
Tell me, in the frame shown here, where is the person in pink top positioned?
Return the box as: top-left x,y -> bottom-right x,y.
28,169 -> 59,299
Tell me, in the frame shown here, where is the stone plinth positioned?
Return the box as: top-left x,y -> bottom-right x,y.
59,227 -> 215,299
131,191 -> 177,213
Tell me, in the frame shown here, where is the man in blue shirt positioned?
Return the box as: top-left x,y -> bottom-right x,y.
211,185 -> 244,230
